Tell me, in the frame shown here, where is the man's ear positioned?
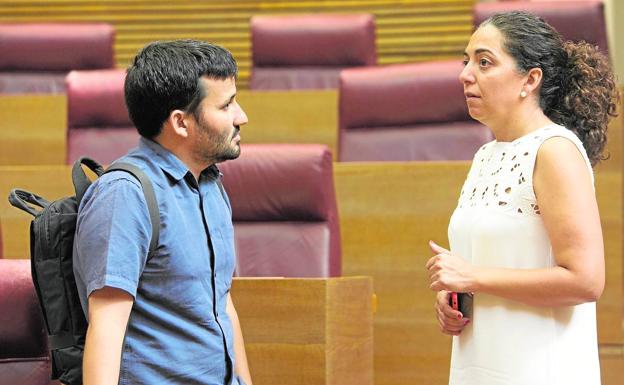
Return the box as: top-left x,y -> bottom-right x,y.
523,67 -> 543,96
167,109 -> 190,138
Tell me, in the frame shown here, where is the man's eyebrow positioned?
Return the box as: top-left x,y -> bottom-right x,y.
220,93 -> 236,107
476,48 -> 495,55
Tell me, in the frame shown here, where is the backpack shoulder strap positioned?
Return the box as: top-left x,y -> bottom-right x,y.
105,163 -> 160,255
72,157 -> 106,204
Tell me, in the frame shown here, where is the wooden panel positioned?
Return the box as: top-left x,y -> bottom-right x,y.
230,277 -> 374,385
326,278 -> 374,385
237,90 -> 338,156
0,91 -> 337,166
0,94 -> 66,165
334,161 -> 623,385
0,166 -> 74,259
0,0 -> 477,89
0,89 -> 617,168
2,161 -> 621,384
335,162 -> 465,385
599,344 -> 624,385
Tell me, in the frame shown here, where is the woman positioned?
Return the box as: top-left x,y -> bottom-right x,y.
425,11 -> 619,385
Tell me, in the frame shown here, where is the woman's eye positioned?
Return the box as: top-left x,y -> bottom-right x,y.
462,59 -> 469,66
480,58 -> 490,67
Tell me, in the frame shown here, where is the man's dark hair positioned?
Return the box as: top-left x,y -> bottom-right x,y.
125,40 -> 238,138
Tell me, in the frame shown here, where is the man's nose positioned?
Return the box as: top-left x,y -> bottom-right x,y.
234,103 -> 248,126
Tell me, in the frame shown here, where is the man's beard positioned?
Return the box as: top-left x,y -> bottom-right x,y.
194,125 -> 241,165
214,126 -> 240,163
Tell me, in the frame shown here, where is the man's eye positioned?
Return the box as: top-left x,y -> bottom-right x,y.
462,59 -> 469,66
480,58 -> 490,67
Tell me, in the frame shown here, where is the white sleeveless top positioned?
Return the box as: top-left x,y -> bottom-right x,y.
448,124 -> 601,385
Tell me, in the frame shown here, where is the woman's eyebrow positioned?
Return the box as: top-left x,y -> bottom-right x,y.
464,48 -> 495,57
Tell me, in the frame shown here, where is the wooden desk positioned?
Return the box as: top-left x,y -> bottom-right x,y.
231,277 -> 373,385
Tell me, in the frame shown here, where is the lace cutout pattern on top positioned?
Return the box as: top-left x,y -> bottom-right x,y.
457,125 -> 592,217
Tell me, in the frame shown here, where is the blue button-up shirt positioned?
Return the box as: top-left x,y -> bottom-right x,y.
73,138 -> 241,385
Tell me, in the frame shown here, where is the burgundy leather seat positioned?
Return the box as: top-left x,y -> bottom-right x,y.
0,259 -> 58,385
65,69 -> 140,165
474,1 -> 608,54
338,60 -> 492,161
250,14 -> 376,90
0,23 -> 115,94
219,144 -> 341,277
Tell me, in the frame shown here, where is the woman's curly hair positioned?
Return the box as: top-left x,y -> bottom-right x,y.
482,11 -> 619,166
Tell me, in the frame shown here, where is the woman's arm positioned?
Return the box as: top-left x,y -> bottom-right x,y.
427,137 -> 604,307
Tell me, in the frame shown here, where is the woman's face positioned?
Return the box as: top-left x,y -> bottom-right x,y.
459,24 -> 528,125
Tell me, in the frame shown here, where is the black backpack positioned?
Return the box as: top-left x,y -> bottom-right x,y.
7,157 -> 160,385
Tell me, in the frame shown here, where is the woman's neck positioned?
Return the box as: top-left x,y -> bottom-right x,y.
488,106 -> 553,143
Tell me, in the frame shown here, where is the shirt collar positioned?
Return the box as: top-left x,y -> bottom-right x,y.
139,137 -> 189,182
138,137 -> 222,182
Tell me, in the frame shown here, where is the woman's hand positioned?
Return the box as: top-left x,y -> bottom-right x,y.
435,290 -> 470,335
426,240 -> 478,292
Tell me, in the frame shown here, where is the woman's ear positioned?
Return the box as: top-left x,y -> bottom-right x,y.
523,67 -> 543,96
168,109 -> 190,138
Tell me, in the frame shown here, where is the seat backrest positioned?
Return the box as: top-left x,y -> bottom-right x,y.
0,23 -> 115,72
473,1 -> 608,54
219,144 -> 341,277
0,23 -> 115,94
0,259 -> 57,384
65,69 -> 139,164
338,60 -> 492,161
250,14 -> 376,90
66,69 -> 129,129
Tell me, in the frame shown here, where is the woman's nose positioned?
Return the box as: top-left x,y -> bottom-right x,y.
459,62 -> 474,84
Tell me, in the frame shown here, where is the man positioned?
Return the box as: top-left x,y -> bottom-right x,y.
73,40 -> 252,385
